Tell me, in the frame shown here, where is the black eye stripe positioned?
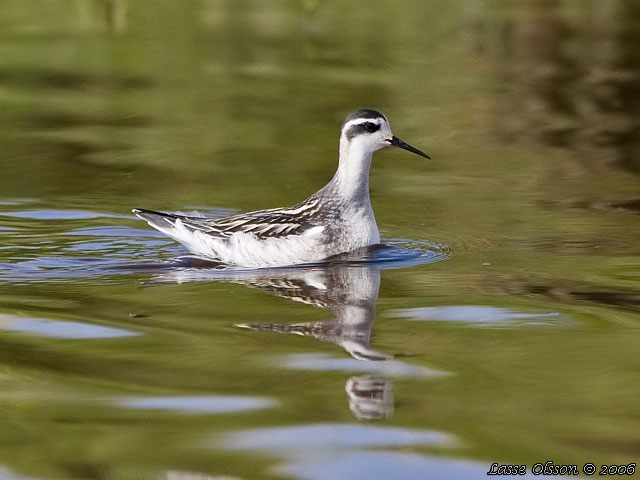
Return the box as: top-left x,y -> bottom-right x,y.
361,122 -> 380,133
344,121 -> 382,140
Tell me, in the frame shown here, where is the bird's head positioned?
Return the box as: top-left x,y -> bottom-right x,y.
340,109 -> 430,159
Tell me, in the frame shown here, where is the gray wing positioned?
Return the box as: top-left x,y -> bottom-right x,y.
133,198 -> 323,239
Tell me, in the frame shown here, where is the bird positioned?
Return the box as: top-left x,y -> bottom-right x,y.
133,109 -> 429,268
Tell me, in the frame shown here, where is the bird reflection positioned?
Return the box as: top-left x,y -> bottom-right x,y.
146,248 -> 396,420
229,264 -> 394,420
235,264 -> 391,362
346,375 -> 394,420
231,262 -> 396,420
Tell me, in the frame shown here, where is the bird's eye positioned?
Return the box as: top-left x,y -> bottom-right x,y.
362,122 -> 380,133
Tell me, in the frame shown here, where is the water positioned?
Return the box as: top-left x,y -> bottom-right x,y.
1,1 -> 639,479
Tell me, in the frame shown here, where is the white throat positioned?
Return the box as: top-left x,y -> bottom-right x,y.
330,136 -> 376,201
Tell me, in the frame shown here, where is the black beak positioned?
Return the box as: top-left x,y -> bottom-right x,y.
388,136 -> 430,159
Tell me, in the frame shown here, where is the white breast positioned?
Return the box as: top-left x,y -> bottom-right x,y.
338,204 -> 380,250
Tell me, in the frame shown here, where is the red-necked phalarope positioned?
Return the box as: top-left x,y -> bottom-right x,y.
133,109 -> 429,267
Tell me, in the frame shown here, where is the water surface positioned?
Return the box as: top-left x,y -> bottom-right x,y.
1,1 -> 639,479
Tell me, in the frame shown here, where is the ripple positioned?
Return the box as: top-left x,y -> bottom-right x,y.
0,203 -> 447,284
0,315 -> 139,339
66,225 -> 166,238
391,306 -> 569,327
138,240 -> 447,278
218,423 -> 454,451
275,451 -> 541,480
322,240 -> 448,269
279,353 -> 448,378
215,424 -> 506,480
115,395 -> 276,414
0,467 -> 48,480
0,209 -> 131,220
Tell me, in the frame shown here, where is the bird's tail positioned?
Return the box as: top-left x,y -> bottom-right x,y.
132,208 -> 183,230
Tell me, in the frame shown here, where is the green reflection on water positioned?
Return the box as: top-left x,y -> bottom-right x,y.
0,0 -> 639,479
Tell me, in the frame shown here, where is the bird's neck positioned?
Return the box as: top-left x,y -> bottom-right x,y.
328,138 -> 373,202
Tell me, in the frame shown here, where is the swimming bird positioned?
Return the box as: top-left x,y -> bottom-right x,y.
133,109 -> 429,268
